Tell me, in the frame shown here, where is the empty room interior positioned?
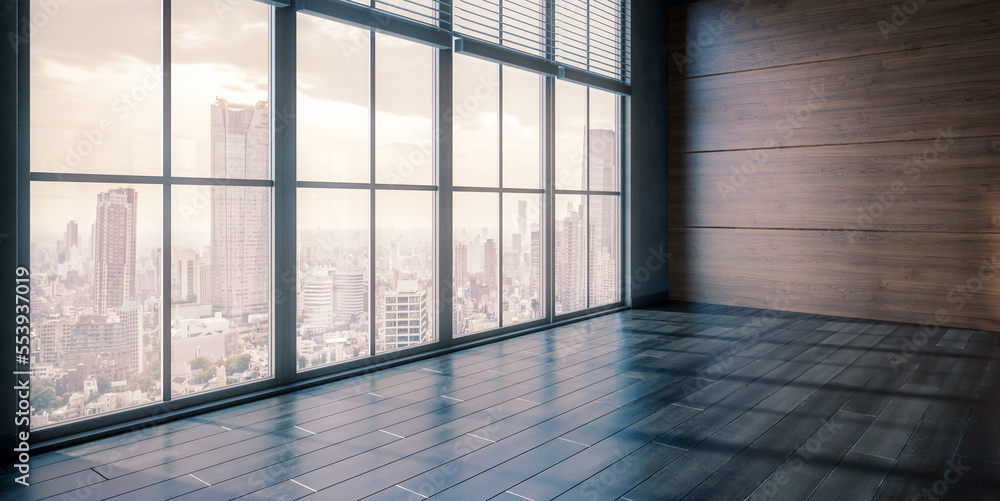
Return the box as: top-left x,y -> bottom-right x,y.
1,0 -> 999,499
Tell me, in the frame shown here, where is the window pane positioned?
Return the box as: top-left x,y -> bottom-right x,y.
376,191 -> 435,352
298,189 -> 371,370
589,88 -> 618,191
555,80 -> 586,190
171,185 -> 271,397
503,194 -> 543,325
453,55 -> 499,188
453,193 -> 499,336
375,34 -> 434,185
555,194 -> 587,315
589,195 -> 619,306
30,0 -> 161,176
172,0 -> 269,179
298,15 -> 370,183
502,67 -> 541,189
30,183 -> 162,427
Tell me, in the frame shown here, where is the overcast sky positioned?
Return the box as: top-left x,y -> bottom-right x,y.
30,0 -> 613,247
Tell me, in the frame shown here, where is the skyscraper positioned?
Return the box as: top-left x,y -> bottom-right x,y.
332,268 -> 366,322
454,242 -> 468,288
210,98 -> 271,320
93,187 -> 137,316
484,238 -> 498,292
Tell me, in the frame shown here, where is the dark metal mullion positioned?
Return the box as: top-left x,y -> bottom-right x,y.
161,0 -> 173,404
584,86 -> 590,309
496,65 -> 503,327
369,30 -> 377,359
273,4 -> 297,383
618,92 -> 628,304
436,23 -> 453,343
543,75 -> 555,323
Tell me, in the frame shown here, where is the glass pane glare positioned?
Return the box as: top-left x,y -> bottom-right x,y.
501,67 -> 541,189
589,195 -> 620,306
503,194 -> 543,325
453,193 -> 499,336
298,15 -> 371,183
30,182 -> 162,428
555,195 -> 587,315
555,80 -> 586,190
375,34 -> 434,185
453,55 -> 499,188
298,189 -> 371,370
589,88 -> 618,191
30,0 -> 161,176
376,191 -> 436,352
172,0 -> 270,179
172,185 -> 272,398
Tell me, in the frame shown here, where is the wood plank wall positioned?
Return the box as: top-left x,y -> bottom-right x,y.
667,0 -> 1000,331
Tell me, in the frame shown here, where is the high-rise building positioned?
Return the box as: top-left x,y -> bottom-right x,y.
382,279 -> 428,351
93,187 -> 137,316
529,230 -> 541,300
454,242 -> 468,288
302,273 -> 333,333
588,129 -> 617,257
484,238 -> 498,292
210,98 -> 271,320
517,200 -> 527,241
332,268 -> 365,322
556,203 -> 586,313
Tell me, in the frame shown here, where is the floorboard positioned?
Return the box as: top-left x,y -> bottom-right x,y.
10,302 -> 999,501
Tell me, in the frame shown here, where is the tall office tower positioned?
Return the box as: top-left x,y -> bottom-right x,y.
588,129 -> 617,257
151,248 -> 162,297
301,273 -> 333,332
63,220 -> 79,263
382,279 -> 428,351
332,268 -> 365,322
517,200 -> 527,240
93,187 -> 138,316
454,242 -> 468,288
210,98 -> 270,320
529,230 -> 541,299
557,203 -> 586,313
175,248 -> 200,302
484,238 -> 498,292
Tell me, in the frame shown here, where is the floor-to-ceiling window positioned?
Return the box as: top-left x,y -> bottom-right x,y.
23,0 -> 629,440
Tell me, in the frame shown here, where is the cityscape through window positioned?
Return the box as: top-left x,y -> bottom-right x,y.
25,0 -> 628,433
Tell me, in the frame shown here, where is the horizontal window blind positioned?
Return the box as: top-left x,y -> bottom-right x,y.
454,0 -> 629,84
554,0 -> 629,82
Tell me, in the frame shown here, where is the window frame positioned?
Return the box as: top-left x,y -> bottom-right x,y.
18,0 -> 630,446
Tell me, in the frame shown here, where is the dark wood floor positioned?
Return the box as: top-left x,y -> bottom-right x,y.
4,302 -> 1000,500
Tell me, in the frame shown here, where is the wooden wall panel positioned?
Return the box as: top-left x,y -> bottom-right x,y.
669,39 -> 1000,152
669,228 -> 1000,331
668,0 -> 1000,332
669,137 -> 1000,231
667,0 -> 1000,79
